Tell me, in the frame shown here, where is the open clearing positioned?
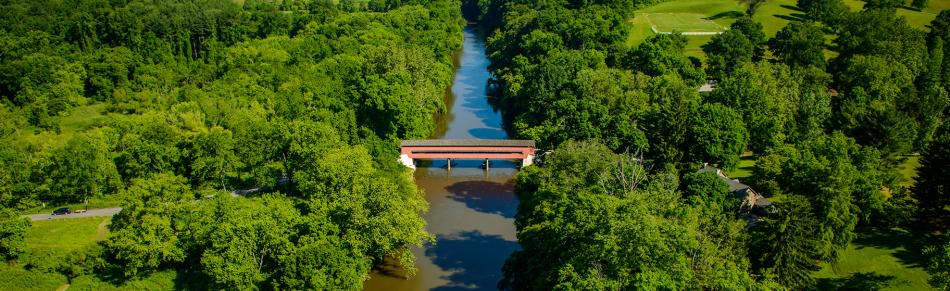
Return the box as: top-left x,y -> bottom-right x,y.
814,228 -> 934,290
642,13 -> 725,33
628,0 -> 947,58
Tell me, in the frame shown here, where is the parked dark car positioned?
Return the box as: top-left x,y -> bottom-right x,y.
52,207 -> 71,215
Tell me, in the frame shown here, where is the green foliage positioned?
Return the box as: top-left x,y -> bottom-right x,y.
502,140 -> 757,290
681,171 -> 735,210
0,208 -> 30,260
797,0 -> 848,25
925,234 -> 950,290
42,131 -> 122,203
702,17 -> 766,79
106,173 -> 192,276
752,133 -> 894,260
623,33 -> 706,86
708,62 -> 796,153
644,75 -> 700,168
687,103 -> 749,170
914,122 -> 950,211
750,195 -> 822,289
770,22 -> 827,68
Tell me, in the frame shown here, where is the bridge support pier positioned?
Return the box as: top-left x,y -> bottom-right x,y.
447,158 -> 451,171
522,154 -> 535,167
399,154 -> 416,170
484,158 -> 490,171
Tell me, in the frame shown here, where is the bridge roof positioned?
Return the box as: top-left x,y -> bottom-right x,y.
401,139 -> 535,147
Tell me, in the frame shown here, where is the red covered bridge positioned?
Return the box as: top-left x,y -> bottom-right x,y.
399,139 -> 536,170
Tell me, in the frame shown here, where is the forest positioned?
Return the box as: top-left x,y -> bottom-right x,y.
0,0 -> 463,288
0,0 -> 948,290
465,0 -> 950,289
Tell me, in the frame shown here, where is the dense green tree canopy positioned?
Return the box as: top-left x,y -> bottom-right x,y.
687,103 -> 749,170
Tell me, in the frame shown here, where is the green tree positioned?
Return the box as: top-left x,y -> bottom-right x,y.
105,173 -> 192,276
645,75 -> 700,168
798,0 -> 849,24
190,126 -> 243,190
625,33 -> 706,86
687,103 -> 749,170
0,208 -> 30,260
681,171 -> 736,211
189,195 -> 300,289
750,195 -> 822,289
753,133 -> 880,259
702,29 -> 755,79
914,122 -> 950,212
925,234 -> 950,290
911,0 -> 928,10
44,131 -> 121,203
770,22 -> 827,68
863,0 -> 905,10
709,62 -> 796,153
503,140 -> 756,290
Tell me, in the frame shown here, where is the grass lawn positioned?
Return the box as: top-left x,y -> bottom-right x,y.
642,13 -> 726,32
724,155 -> 756,180
814,227 -> 934,290
628,0 -> 946,56
897,155 -> 922,187
13,103 -> 111,149
26,217 -> 109,253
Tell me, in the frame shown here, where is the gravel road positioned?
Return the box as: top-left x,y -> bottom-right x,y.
25,207 -> 123,221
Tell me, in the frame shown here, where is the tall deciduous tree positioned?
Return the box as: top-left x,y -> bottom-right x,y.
106,173 -> 193,276
687,103 -> 749,170
645,75 -> 699,168
190,126 -> 243,190
44,131 -> 121,203
708,62 -> 796,153
770,22 -> 827,68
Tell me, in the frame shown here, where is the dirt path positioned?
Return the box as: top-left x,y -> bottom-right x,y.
95,218 -> 111,241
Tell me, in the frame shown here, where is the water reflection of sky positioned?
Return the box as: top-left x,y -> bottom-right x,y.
364,25 -> 521,291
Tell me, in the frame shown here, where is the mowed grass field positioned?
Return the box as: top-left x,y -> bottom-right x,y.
814,228 -> 934,290
642,13 -> 726,32
628,0 -> 948,58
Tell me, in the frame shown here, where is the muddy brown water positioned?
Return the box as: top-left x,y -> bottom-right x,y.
362,25 -> 519,291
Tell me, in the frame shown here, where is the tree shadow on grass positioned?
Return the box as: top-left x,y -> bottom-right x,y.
445,180 -> 517,219
705,10 -> 744,20
774,13 -> 809,22
426,231 -> 520,291
851,227 -> 932,269
814,272 -> 898,290
780,4 -> 804,12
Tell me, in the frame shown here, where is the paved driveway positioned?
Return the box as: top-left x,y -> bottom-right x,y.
25,207 -> 123,221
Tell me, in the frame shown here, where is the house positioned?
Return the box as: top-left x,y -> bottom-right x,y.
696,163 -> 772,213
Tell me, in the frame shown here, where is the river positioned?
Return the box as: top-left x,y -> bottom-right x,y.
363,25 -> 519,290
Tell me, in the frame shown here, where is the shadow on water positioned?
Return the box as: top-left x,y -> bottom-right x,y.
445,180 -> 517,219
426,231 -> 520,291
468,127 -> 507,139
